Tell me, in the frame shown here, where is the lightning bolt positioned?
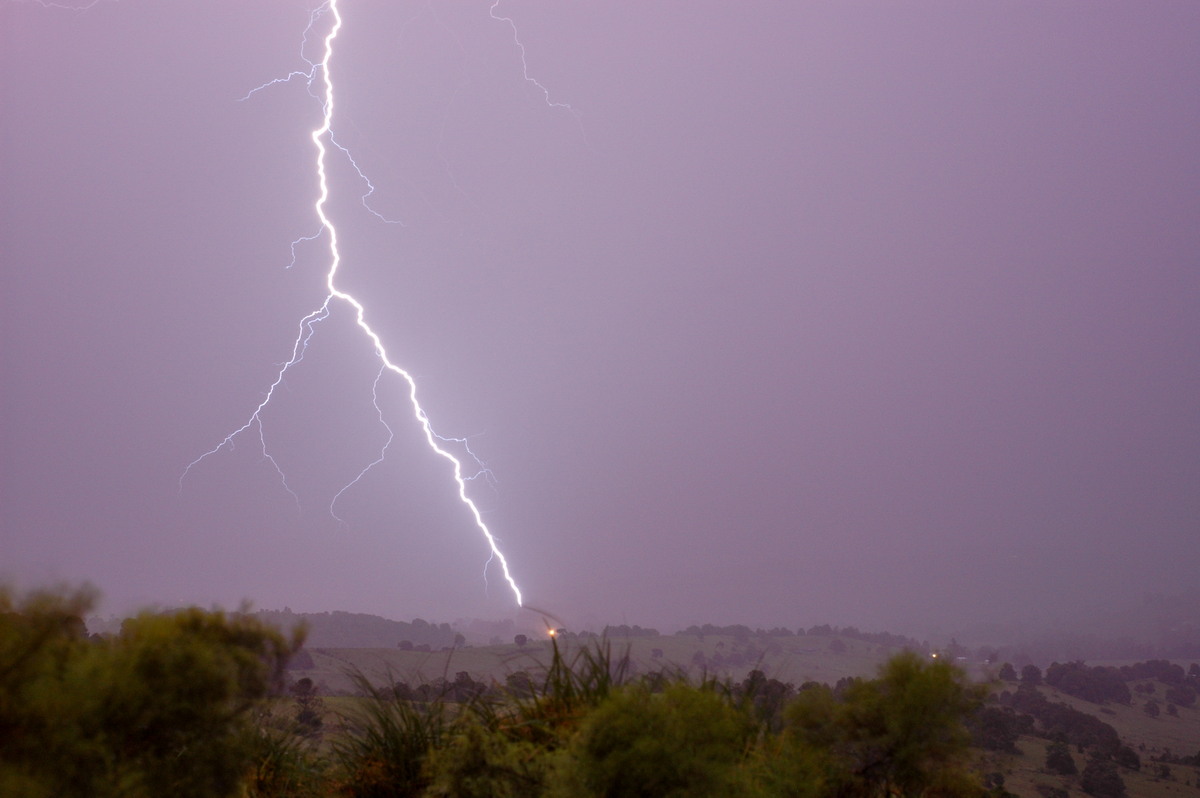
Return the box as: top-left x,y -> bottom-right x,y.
28,0 -> 106,10
328,366 -> 393,526
489,0 -> 588,144
181,0 -> 541,608
489,0 -> 573,112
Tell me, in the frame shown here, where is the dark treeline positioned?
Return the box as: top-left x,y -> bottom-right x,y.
995,658 -> 1200,709
983,633 -> 1200,668
601,623 -> 660,637
680,622 -> 929,653
254,609 -> 458,650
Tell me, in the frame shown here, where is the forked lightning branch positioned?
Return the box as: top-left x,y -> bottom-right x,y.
181,0 -> 541,608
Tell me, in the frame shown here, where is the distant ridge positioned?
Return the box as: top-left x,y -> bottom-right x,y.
253,609 -> 458,649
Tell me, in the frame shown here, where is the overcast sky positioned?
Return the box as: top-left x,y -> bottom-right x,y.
3,1 -> 1197,637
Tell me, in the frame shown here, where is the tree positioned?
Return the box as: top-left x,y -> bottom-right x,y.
969,706 -> 1024,753
998,662 -> 1017,681
505,670 -> 534,698
449,671 -> 484,703
1045,740 -> 1077,775
290,677 -> 324,736
0,585 -> 299,798
738,670 -> 795,732
1113,745 -> 1140,771
1080,755 -> 1126,798
1021,664 -> 1042,686
1164,684 -> 1196,707
550,682 -> 754,798
514,634 -> 527,648
1044,661 -> 1130,704
781,651 -> 985,797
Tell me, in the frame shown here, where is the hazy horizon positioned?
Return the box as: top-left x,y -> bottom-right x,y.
4,2 -> 1197,641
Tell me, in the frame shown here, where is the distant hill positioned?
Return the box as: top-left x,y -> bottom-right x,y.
253,609 -> 458,649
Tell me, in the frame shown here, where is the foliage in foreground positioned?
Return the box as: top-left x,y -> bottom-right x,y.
3,585 -> 1000,797
0,585 -> 301,797
344,642 -> 986,798
761,651 -> 987,797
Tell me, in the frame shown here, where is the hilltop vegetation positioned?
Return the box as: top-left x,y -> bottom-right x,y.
254,609 -> 460,650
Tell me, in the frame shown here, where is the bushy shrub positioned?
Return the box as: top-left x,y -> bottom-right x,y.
423,721 -> 548,798
333,671 -> 452,798
969,706 -> 1028,753
418,637 -> 638,797
1165,684 -> 1196,707
549,682 -> 754,798
779,652 -> 985,797
1045,740 -> 1077,775
1080,755 -> 1126,798
0,586 -> 299,798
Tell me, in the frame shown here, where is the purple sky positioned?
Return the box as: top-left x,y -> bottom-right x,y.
3,1 -> 1197,637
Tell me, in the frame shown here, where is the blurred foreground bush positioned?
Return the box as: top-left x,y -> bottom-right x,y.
419,644 -> 984,798
0,585 -> 300,797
